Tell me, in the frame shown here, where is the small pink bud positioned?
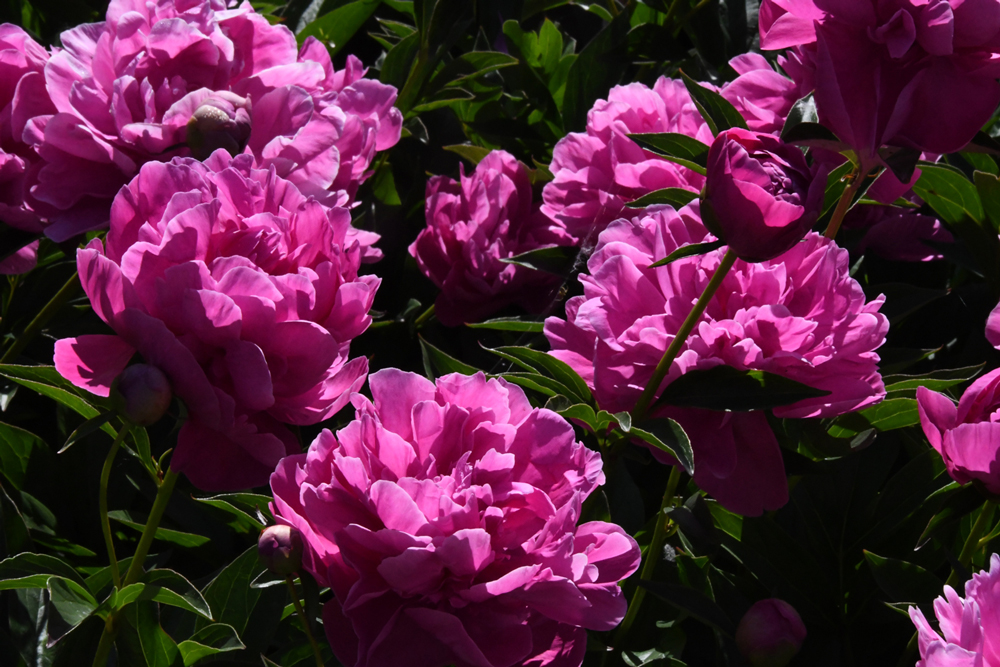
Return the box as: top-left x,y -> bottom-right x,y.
186,94 -> 251,160
112,364 -> 172,426
258,525 -> 303,577
735,598 -> 806,667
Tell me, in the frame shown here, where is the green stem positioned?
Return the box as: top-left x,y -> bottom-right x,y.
605,0 -> 619,16
286,577 -> 325,667
99,424 -> 132,591
1,271 -> 80,363
823,169 -> 863,240
613,466 -> 683,650
91,617 -> 117,667
123,468 -> 179,587
413,304 -> 436,330
945,500 -> 998,589
633,248 -> 737,422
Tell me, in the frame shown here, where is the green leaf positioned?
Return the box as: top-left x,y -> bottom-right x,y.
499,372 -> 570,398
543,398 -> 616,433
485,346 -> 592,404
427,51 -> 518,91
913,163 -> 984,225
964,153 -> 999,176
916,484 -> 984,549
624,188 -> 699,210
637,579 -> 735,636
655,366 -> 830,412
680,70 -> 747,135
975,170 -> 1000,232
178,624 -> 244,666
193,494 -> 267,533
197,546 -> 281,638
466,318 -> 545,333
118,601 -> 183,667
379,31 -> 420,89
0,421 -> 46,490
59,409 -> 115,454
628,133 -> 710,174
443,144 -> 493,165
0,365 -> 116,438
139,570 -> 213,620
648,240 -> 725,268
0,552 -> 87,589
46,577 -> 98,627
630,418 -> 694,475
562,7 -> 632,131
864,551 -> 943,603
500,245 -> 577,275
419,337 -> 480,378
297,0 -> 382,54
883,364 -> 984,396
108,510 -> 211,548
827,399 -> 920,438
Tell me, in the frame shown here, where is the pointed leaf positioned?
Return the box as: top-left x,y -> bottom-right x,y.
500,245 -> 577,275
109,511 -> 210,548
630,418 -> 694,475
419,337 -> 479,378
655,367 -> 830,411
628,133 -> 709,174
178,624 -> 244,666
648,240 -> 725,268
466,318 -> 545,332
625,188 -> 699,210
485,346 -> 592,404
680,71 -> 747,135
864,551 -> 944,604
0,421 -> 46,490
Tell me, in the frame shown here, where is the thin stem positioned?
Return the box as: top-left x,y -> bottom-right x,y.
613,466 -> 683,650
823,169 -> 863,240
99,424 -> 132,591
662,0 -> 684,26
946,500 -> 998,589
123,468 -> 179,586
413,303 -> 436,330
91,617 -> 116,667
1,271 -> 80,363
633,248 -> 738,422
286,576 -> 324,667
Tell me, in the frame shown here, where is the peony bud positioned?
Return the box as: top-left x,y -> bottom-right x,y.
186,94 -> 251,161
736,599 -> 807,667
111,364 -> 172,426
702,128 -> 825,262
258,525 -> 303,577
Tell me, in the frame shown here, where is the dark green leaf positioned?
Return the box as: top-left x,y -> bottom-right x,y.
624,188 -> 699,210
880,146 -> 922,185
0,421 -> 46,490
500,245 -> 577,275
827,399 -> 920,438
193,495 -> 266,533
118,602 -> 183,667
780,93 -> 818,135
680,71 -> 747,135
466,318 -> 545,332
964,152 -> 999,176
177,624 -> 244,666
46,577 -> 97,628
379,31 -> 420,89
443,144 -> 493,165
655,366 -> 829,412
108,510 -> 210,548
975,170 -> 1000,232
913,163 -> 984,225
0,365 -> 116,438
630,418 -> 694,475
139,570 -> 213,620
197,546 -> 282,639
884,364 -> 984,394
638,579 -> 735,636
864,551 -> 943,603
59,409 -> 114,454
485,346 -> 592,404
562,7 -> 632,131
419,337 -> 479,378
628,133 -> 709,174
916,484 -> 984,549
297,0 -> 382,54
648,240 -> 725,268
500,372 -> 569,398
0,552 -> 87,589
427,51 -> 517,90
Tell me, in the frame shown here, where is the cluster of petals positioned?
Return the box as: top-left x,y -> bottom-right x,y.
410,150 -> 575,326
0,25 -> 53,274
759,0 -> 1000,166
54,151 -> 378,491
545,203 -> 888,515
918,366 -> 1000,495
12,0 -> 401,242
271,369 -> 640,667
909,553 -> 1000,666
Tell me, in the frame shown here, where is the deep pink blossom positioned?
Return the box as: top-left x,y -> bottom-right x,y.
541,78 -> 711,240
54,151 -> 378,491
759,0 -> 1000,169
918,369 -> 1000,495
719,53 -> 800,135
19,0 -> 401,242
545,203 -> 888,514
410,150 -> 574,326
909,553 -> 1000,666
270,369 -> 640,667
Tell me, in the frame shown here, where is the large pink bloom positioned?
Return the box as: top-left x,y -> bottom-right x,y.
719,53 -> 801,135
20,0 -> 401,241
759,0 -> 1000,168
918,368 -> 1000,495
0,24 -> 55,274
271,369 -> 640,667
545,204 -> 888,515
54,151 -> 378,491
909,553 -> 1000,666
410,150 -> 575,326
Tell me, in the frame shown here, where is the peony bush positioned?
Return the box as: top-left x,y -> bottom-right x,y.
1,1 -> 1000,665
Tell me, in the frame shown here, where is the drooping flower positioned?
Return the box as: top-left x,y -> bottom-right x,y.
759,0 -> 1000,169
18,0 -> 401,241
909,553 -> 1000,666
54,151 -> 378,491
545,203 -> 888,514
735,599 -> 807,667
0,24 -> 55,274
409,150 -> 575,326
540,78 -> 711,241
918,369 -> 1000,495
270,369 -> 641,667
702,128 -> 826,262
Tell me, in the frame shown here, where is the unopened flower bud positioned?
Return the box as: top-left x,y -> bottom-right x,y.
736,599 -> 807,667
258,525 -> 303,577
111,364 -> 172,426
186,94 -> 251,160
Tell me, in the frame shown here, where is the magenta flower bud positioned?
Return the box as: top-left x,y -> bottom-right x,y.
736,599 -> 807,667
702,128 -> 825,262
186,95 -> 252,161
258,525 -> 303,577
111,364 -> 172,427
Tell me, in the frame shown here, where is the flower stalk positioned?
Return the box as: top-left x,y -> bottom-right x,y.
99,424 -> 132,590
286,576 -> 325,667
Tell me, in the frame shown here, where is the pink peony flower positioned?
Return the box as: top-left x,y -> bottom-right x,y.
409,150 -> 575,326
18,0 -> 401,242
270,369 -> 641,667
0,24 -> 55,273
918,369 -> 1000,495
989,300 -> 1000,350
719,53 -> 801,135
847,205 -> 955,263
540,78 -> 712,241
759,0 -> 1000,168
544,203 -> 888,515
909,553 -> 1000,666
702,128 -> 826,262
54,150 -> 378,491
